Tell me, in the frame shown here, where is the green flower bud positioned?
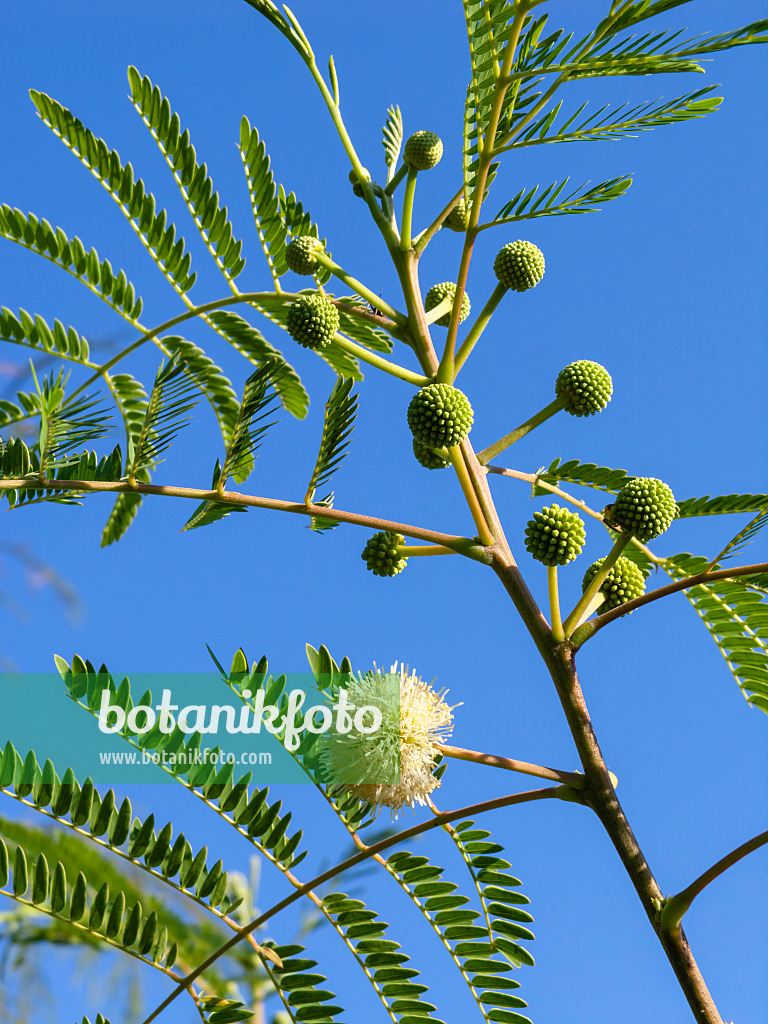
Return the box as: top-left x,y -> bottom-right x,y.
555,360 -> 613,417
524,504 -> 586,566
285,294 -> 340,350
581,556 -> 646,611
493,240 -> 546,292
285,236 -> 326,275
608,477 -> 677,542
407,384 -> 474,449
403,131 -> 443,171
413,438 -> 450,470
425,282 -> 471,327
445,195 -> 468,232
362,531 -> 408,577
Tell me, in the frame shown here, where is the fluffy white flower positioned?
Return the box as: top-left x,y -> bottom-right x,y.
324,663 -> 456,818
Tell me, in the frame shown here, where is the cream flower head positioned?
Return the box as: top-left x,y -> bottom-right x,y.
324,663 -> 456,818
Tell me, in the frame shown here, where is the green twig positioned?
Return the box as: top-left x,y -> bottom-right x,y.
562,532 -> 632,636
448,446 -> 495,546
476,398 -> 565,464
400,167 -> 419,252
331,333 -> 430,386
454,282 -> 508,375
548,564 -> 565,641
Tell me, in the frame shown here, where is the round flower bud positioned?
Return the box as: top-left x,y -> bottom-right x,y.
608,477 -> 677,542
285,294 -> 340,350
425,282 -> 471,327
445,195 -> 468,232
524,504 -> 586,567
407,384 -> 474,449
581,556 -> 646,611
555,360 -> 613,417
285,236 -> 326,275
362,531 -> 408,577
413,438 -> 450,470
493,240 -> 546,292
403,131 -> 443,171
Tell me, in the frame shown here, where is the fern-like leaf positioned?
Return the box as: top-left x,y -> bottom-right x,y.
205,310 -> 309,419
29,90 -> 197,296
126,356 -> 201,477
484,174 -> 631,227
0,306 -> 92,365
676,493 -> 768,517
665,553 -> 768,714
127,67 -> 246,284
382,104 -> 404,180
507,88 -> 722,150
305,377 -> 358,532
0,207 -> 144,322
707,508 -> 768,568
534,457 -> 633,496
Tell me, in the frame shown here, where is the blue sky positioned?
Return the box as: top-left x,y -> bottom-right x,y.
0,1 -> 766,1022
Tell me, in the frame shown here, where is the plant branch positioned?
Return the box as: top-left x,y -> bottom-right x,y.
434,743 -> 585,788
413,185 -> 465,256
548,564 -> 565,641
0,475 -> 488,554
571,561 -> 768,647
660,828 -> 768,935
330,333 -> 430,386
400,167 -> 419,252
448,447 -> 495,546
139,786 -> 563,1024
454,283 -> 508,375
312,252 -> 408,326
476,398 -> 565,464
485,465 -> 662,562
562,531 -> 631,636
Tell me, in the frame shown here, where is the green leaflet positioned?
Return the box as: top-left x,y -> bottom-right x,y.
182,363 -> 283,530
0,206 -> 143,321
508,88 -> 722,149
382,104 -> 404,178
54,655 -> 306,871
261,941 -> 344,1024
322,892 -> 446,1024
206,310 -> 309,420
484,175 -> 631,227
708,509 -> 768,566
665,553 -> 768,714
0,828 -> 177,971
0,745 -> 240,920
534,457 -> 633,496
677,493 -> 768,517
0,306 -> 92,365
127,67 -> 245,284
29,90 -> 197,296
462,1 -> 517,200
126,356 -> 201,477
305,377 -> 358,532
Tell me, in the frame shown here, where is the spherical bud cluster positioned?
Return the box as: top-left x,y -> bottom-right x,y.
403,131 -> 443,171
407,384 -> 474,449
582,556 -> 646,611
608,477 -> 677,542
555,360 -> 613,417
425,282 -> 471,327
493,240 -> 546,292
285,294 -> 340,350
361,531 -> 408,577
285,236 -> 326,275
524,504 -> 586,567
412,438 -> 450,470
445,195 -> 469,232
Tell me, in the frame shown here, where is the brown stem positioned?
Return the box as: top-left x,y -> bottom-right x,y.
435,742 -> 585,788
486,575 -> 724,1023
139,785 -> 562,1024
573,561 -> 768,647
661,828 -> 768,933
0,477 -> 484,555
